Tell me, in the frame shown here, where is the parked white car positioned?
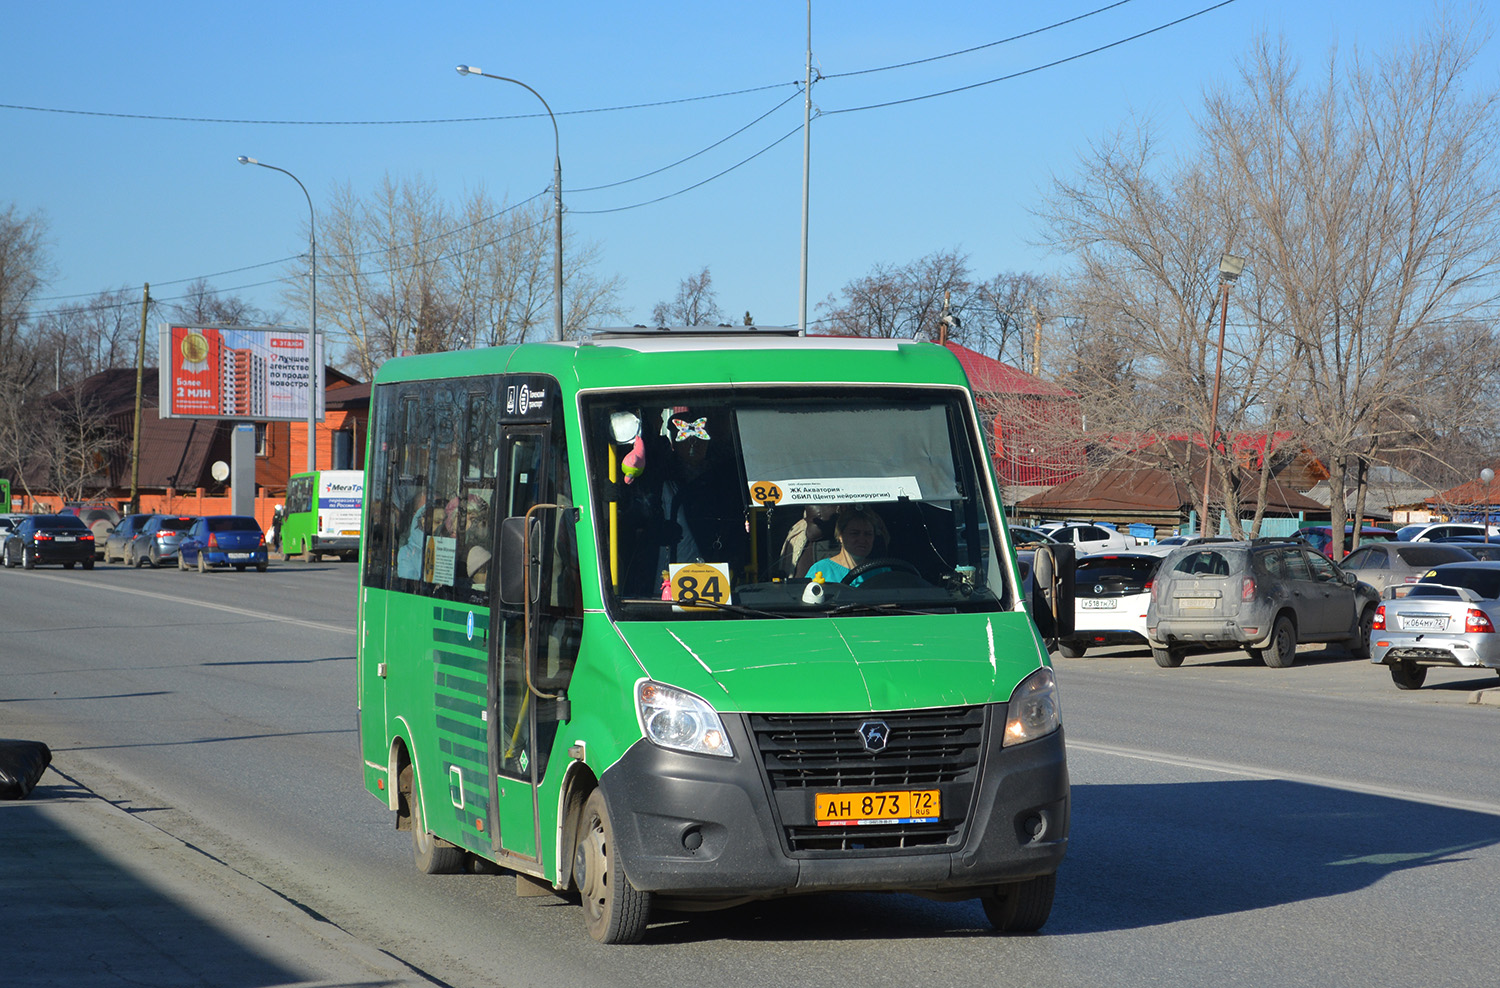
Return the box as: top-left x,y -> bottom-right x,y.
1394,522 -> 1500,542
1039,522 -> 1137,554
1057,550 -> 1162,657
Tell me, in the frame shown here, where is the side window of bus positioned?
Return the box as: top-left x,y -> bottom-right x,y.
457,390 -> 498,605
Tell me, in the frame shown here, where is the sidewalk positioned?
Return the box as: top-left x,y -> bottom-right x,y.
1,764 -> 432,988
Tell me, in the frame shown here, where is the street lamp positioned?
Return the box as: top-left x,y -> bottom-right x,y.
1482,467 -> 1495,543
1201,253 -> 1245,535
456,65 -> 564,342
237,156 -> 318,473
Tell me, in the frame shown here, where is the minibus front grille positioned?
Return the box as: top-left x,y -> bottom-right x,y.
749,706 -> 986,853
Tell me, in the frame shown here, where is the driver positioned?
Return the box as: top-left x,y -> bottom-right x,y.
804,506 -> 889,585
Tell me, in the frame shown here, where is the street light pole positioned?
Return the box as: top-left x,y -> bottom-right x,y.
457,65 -> 564,342
1201,254 -> 1245,536
1482,467 -> 1495,544
238,156 -> 318,473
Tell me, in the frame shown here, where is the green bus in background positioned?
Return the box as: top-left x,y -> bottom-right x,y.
0,478 -> 10,512
356,327 -> 1075,943
279,469 -> 364,560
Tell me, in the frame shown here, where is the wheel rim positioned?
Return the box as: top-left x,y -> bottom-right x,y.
580,810 -> 610,925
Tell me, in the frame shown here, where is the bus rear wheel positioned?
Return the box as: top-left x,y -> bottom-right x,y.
577,788 -> 651,944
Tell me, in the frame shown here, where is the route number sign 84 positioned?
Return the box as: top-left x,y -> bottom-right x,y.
668,561 -> 732,611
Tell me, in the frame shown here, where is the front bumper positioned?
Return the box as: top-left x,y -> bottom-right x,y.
1370,633 -> 1500,669
600,709 -> 1068,902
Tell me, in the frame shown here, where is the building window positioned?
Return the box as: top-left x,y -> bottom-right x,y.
255,423 -> 268,457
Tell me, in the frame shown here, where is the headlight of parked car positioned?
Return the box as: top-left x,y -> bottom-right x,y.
1003,666 -> 1061,747
636,680 -> 734,757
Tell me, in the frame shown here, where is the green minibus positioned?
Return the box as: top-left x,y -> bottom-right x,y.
280,469 -> 364,560
357,327 -> 1075,943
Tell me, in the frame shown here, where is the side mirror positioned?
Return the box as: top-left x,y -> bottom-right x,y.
498,515 -> 543,606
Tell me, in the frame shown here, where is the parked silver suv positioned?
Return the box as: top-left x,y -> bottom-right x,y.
1146,539 -> 1380,669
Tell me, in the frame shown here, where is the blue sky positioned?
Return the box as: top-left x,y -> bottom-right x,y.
2,1 -> 1484,346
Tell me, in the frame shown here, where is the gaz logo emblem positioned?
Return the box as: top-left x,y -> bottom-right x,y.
858,720 -> 890,753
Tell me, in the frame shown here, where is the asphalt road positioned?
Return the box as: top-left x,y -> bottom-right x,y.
2,559 -> 1497,987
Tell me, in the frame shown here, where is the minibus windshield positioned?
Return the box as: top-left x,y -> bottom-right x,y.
583,389 -> 1011,619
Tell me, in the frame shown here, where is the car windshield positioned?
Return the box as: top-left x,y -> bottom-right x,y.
1421,567 -> 1500,599
582,389 -> 1009,619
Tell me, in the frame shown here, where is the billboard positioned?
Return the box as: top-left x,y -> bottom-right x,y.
157,324 -> 325,422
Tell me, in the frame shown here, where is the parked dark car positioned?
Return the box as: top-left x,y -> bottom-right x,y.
2,514 -> 96,569
128,514 -> 197,567
103,513 -> 157,564
1146,538 -> 1379,669
178,515 -> 269,572
1298,524 -> 1398,559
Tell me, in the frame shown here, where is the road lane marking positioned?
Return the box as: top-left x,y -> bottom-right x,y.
1068,739 -> 1500,817
20,570 -> 354,636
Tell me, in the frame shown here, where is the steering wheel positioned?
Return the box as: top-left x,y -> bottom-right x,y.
842,557 -> 921,584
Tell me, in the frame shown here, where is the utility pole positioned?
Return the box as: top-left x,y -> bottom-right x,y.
129,284 -> 149,514
1030,303 -> 1043,377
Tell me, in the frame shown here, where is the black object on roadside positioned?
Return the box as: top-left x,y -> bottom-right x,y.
0,739 -> 52,800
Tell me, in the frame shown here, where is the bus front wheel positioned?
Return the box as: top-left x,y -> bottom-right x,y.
410,774 -> 465,875
577,788 -> 651,944
981,872 -> 1056,933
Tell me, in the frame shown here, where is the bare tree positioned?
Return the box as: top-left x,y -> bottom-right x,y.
167,278 -> 279,328
0,204 -> 51,370
1204,18 -> 1500,554
820,250 -> 971,341
652,267 -> 723,327
314,176 -> 623,379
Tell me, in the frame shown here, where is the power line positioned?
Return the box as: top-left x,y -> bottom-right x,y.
822,0 -> 1140,80
824,0 -> 1239,116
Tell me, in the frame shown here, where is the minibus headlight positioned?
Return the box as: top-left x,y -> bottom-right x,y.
1003,667 -> 1061,747
636,681 -> 734,758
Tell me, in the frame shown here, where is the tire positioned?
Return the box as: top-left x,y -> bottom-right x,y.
256,561 -> 268,572
1350,607 -> 1375,661
234,564 -> 246,572
1057,642 -> 1087,659
178,553 -> 188,571
1152,645 -> 1183,668
82,559 -> 94,570
2,545 -> 11,568
22,546 -> 34,570
408,769 -> 465,875
1390,660 -> 1427,690
197,552 -> 208,574
981,872 -> 1057,934
63,561 -> 75,569
1257,615 -> 1297,668
149,545 -> 161,568
577,788 -> 651,944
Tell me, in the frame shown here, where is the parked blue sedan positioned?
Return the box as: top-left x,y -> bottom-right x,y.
177,515 -> 269,572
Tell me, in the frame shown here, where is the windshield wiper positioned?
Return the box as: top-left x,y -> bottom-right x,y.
825,602 -> 935,617
619,597 -> 791,619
